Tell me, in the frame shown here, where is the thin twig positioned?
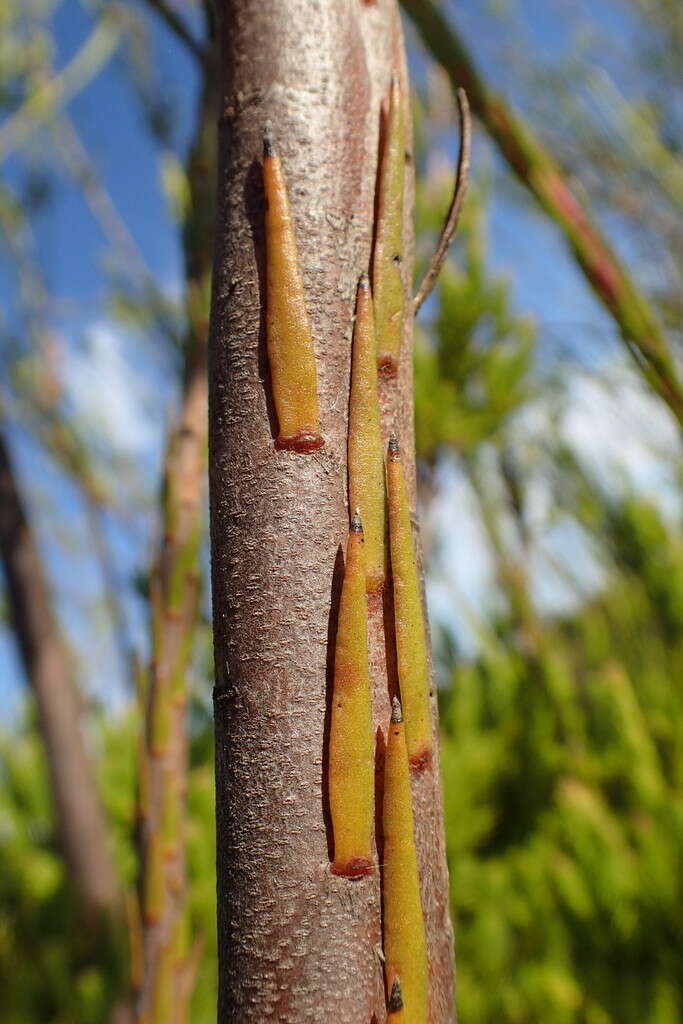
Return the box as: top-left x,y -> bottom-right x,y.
0,15 -> 123,166
142,0 -> 208,65
401,0 -> 683,429
413,87 -> 471,316
83,494 -> 138,691
177,931 -> 206,1020
54,114 -> 152,282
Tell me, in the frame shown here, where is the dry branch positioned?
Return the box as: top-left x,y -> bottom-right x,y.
413,87 -> 471,315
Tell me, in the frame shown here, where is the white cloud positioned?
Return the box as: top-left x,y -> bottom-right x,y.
424,357 -> 682,648
561,365 -> 680,512
64,321 -> 161,457
424,462 -> 497,656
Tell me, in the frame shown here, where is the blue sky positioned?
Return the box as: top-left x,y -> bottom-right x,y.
1,0 -> 678,712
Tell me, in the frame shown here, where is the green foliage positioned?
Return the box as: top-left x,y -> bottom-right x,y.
0,700 -> 216,1024
438,493 -> 683,1023
414,199 -> 535,461
2,2 -> 682,1021
412,167 -> 683,1019
0,713 -> 123,1023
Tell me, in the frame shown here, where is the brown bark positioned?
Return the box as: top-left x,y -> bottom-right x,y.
209,1 -> 455,1020
0,428 -> 118,920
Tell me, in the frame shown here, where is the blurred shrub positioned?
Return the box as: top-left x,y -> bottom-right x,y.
0,700 -> 215,1024
414,202 -> 683,1021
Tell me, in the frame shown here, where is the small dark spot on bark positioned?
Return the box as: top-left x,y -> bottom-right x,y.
377,354 -> 398,379
409,747 -> 433,772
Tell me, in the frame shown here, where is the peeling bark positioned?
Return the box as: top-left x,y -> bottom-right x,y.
209,1 -> 455,1020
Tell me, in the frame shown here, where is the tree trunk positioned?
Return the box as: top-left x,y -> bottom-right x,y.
209,1 -> 455,1020
0,428 -> 118,921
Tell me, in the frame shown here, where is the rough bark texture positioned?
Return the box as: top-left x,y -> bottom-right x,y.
209,1 -> 455,1020
0,428 -> 118,920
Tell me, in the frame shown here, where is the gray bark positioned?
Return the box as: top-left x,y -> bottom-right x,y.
209,1 -> 455,1019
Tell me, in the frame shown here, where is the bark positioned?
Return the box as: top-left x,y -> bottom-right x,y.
209,1 -> 455,1020
401,0 -> 683,430
0,428 -> 118,920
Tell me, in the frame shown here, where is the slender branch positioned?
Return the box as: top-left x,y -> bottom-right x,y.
6,366 -> 145,710
54,114 -> 151,282
133,348 -> 207,1022
401,0 -> 683,430
0,14 -> 123,165
589,70 -> 683,215
83,494 -> 138,690
464,452 -> 541,658
140,0 -> 208,64
132,46 -> 215,1020
413,86 -> 471,315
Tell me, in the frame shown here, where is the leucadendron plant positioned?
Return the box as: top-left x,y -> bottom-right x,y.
208,3 -> 467,1018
